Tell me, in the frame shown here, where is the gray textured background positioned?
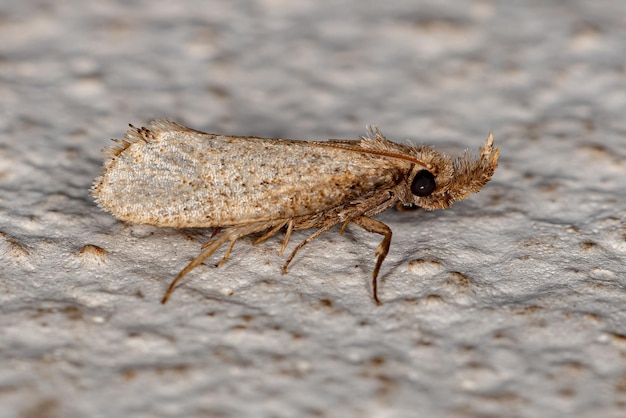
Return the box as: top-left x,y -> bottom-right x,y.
1,1 -> 626,417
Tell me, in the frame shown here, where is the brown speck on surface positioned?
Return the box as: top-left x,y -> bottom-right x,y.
319,298 -> 333,308
78,244 -> 107,263
611,333 -> 626,344
0,231 -> 31,258
424,294 -> 444,304
60,306 -> 84,321
449,271 -> 472,287
580,241 -> 597,251
122,369 -> 137,381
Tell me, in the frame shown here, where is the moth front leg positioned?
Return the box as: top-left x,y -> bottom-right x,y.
352,216 -> 392,305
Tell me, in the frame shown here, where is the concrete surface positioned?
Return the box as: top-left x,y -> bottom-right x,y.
1,0 -> 625,417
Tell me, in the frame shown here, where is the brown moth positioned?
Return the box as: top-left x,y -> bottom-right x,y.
92,120 -> 499,304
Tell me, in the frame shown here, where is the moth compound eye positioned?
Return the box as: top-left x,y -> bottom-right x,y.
410,170 -> 436,197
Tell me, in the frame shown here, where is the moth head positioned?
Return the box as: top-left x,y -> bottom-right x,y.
406,133 -> 499,210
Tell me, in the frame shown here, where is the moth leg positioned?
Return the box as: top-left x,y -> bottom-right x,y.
162,222 -> 269,304
352,216 -> 392,306
279,219 -> 294,256
338,219 -> 350,235
163,234 -> 231,303
282,222 -> 337,274
217,239 -> 237,268
254,220 -> 288,245
209,227 -> 223,239
395,202 -> 419,212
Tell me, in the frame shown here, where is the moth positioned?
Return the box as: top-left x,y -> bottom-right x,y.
92,120 -> 499,304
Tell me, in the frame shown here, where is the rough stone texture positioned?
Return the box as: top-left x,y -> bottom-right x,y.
1,1 -> 625,417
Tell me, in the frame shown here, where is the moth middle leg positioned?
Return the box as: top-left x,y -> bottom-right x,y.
281,222 -> 338,274
351,216 -> 392,305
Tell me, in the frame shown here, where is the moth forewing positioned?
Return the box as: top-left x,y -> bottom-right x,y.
93,123 -> 407,228
92,121 -> 499,304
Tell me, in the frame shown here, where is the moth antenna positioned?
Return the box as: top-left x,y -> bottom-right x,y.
313,141 -> 433,170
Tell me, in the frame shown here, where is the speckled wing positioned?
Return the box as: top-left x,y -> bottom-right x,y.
92,120 -> 406,227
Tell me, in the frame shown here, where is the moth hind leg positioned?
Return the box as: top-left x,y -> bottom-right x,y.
252,219 -> 294,256
352,216 -> 392,306
217,239 -> 237,268
253,220 -> 288,245
279,220 -> 294,256
161,222 -> 271,304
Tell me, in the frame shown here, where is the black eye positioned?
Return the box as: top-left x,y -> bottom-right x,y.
411,170 -> 436,197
